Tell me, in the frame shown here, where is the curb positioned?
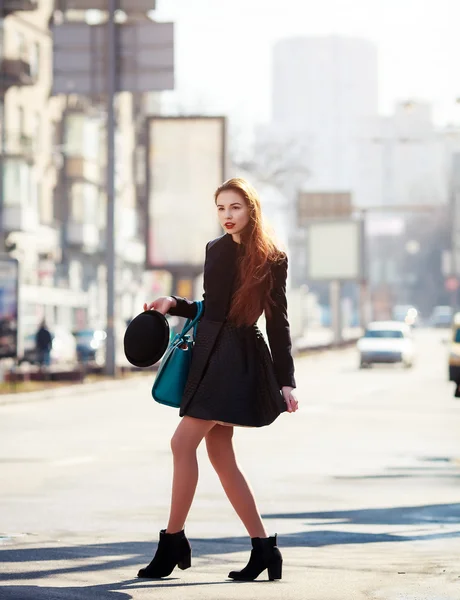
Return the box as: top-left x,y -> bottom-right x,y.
296,337 -> 359,356
0,371 -> 153,406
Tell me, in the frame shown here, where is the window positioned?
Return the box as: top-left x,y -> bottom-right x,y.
18,106 -> 25,137
33,112 -> 40,152
364,329 -> 404,339
70,182 -> 98,224
3,159 -> 32,206
65,114 -> 100,160
15,31 -> 27,60
30,41 -> 40,78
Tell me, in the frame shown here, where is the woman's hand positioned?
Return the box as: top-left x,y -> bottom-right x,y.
282,386 -> 299,413
143,296 -> 177,316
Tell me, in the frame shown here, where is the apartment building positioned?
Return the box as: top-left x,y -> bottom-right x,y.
1,1 -> 148,351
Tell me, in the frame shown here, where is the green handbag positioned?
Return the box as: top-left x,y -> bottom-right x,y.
151,301 -> 204,408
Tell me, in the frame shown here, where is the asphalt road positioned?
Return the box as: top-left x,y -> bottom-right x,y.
0,328 -> 459,600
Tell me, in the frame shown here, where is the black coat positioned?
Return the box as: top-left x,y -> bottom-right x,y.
169,233 -> 296,414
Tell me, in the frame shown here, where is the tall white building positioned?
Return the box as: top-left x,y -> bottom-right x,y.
271,35 -> 378,191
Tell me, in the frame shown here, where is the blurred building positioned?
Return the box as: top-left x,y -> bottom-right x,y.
255,35 -> 379,288
356,101 -> 460,208
0,2 -> 149,346
356,101 -> 460,316
271,35 -> 378,191
259,34 -> 460,305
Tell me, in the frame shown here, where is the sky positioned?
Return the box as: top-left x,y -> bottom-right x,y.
154,0 -> 460,132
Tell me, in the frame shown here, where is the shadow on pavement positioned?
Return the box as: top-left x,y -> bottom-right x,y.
0,580 -> 237,600
1,503 -> 460,586
333,455 -> 460,481
0,582 -> 133,600
262,502 -> 460,527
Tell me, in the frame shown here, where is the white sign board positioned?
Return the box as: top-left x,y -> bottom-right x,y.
147,117 -> 226,269
307,220 -> 361,281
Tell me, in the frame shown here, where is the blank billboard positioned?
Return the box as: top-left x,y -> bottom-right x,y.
307,220 -> 361,280
146,117 -> 226,269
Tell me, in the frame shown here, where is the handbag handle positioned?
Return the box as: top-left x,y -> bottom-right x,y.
178,301 -> 204,339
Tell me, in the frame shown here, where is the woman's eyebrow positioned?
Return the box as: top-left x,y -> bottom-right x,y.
216,202 -> 242,207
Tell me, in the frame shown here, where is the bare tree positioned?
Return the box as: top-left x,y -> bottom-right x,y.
232,130 -> 311,202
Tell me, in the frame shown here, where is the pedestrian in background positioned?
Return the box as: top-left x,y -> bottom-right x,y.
35,320 -> 52,372
140,177 -> 298,582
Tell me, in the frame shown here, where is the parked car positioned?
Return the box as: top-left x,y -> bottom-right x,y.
357,321 -> 414,369
448,313 -> 460,387
72,329 -> 106,366
429,305 -> 453,328
20,326 -> 78,367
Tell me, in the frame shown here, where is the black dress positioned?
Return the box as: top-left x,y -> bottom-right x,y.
169,234 -> 295,428
183,320 -> 286,428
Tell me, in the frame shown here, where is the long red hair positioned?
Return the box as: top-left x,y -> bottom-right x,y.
214,178 -> 285,327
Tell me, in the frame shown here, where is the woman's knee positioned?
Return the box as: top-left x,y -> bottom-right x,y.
170,417 -> 213,458
206,426 -> 235,468
170,430 -> 184,458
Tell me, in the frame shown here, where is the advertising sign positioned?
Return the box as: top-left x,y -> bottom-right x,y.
307,220 -> 361,281
0,257 -> 19,360
146,116 -> 227,270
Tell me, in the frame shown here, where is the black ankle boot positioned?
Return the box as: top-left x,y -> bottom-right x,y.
228,534 -> 282,581
137,529 -> 192,579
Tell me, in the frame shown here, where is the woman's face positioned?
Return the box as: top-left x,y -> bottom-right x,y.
216,190 -> 251,236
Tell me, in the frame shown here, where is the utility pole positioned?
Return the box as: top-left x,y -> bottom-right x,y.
358,210 -> 369,329
0,0 -> 5,252
450,153 -> 460,313
105,0 -> 117,376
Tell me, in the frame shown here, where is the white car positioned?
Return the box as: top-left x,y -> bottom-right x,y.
357,321 -> 414,369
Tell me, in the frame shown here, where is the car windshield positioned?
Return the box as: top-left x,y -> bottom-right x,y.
364,329 -> 404,339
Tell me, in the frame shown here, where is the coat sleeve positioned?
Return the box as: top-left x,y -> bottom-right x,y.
167,243 -> 208,320
265,256 -> 296,389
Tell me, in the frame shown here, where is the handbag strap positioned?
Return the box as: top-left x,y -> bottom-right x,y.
179,301 -> 204,338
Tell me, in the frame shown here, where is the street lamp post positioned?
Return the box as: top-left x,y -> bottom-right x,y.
105,0 -> 117,377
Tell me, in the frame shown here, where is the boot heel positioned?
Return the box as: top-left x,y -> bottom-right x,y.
178,552 -> 192,570
268,558 -> 282,581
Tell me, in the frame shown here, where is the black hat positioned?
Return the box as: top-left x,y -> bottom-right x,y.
123,310 -> 170,368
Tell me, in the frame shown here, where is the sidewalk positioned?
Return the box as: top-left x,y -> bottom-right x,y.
0,371 -> 152,406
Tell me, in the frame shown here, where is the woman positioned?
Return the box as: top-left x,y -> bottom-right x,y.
139,177 -> 298,582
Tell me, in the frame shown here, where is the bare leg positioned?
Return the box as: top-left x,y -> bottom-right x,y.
166,416 -> 216,533
205,425 -> 267,538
